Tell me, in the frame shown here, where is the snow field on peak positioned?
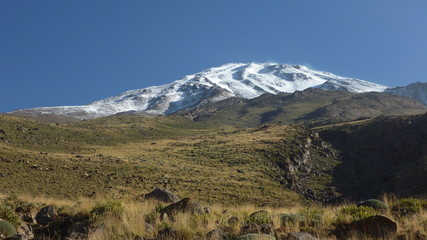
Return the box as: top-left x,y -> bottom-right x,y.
10,62 -> 388,119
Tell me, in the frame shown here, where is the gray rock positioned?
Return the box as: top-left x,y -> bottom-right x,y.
144,187 -> 180,203
160,197 -> 204,221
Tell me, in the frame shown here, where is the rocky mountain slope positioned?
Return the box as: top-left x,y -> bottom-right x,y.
386,82 -> 427,105
178,89 -> 427,127
9,63 -> 387,120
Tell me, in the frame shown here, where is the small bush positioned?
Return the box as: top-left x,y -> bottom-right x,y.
392,198 -> 424,216
279,213 -> 306,226
299,208 -> 323,225
337,205 -> 377,224
90,200 -> 124,224
248,211 -> 272,225
0,205 -> 20,228
357,199 -> 387,211
0,220 -> 17,238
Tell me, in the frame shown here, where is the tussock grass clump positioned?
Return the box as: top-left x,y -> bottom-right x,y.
89,199 -> 124,225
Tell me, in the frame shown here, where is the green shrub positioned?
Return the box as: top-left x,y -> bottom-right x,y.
89,199 -> 124,224
279,213 -> 306,226
392,198 -> 424,216
357,199 -> 387,211
0,205 -> 20,228
337,205 -> 377,224
248,211 -> 272,225
0,220 -> 17,238
299,208 -> 323,225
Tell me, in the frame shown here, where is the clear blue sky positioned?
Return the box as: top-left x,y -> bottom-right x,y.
1,1 -> 426,112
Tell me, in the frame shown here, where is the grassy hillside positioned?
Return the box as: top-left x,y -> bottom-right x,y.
0,114 -> 340,206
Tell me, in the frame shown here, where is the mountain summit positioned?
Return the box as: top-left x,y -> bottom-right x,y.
10,62 -> 387,119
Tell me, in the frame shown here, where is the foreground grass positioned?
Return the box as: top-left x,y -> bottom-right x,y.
1,194 -> 427,239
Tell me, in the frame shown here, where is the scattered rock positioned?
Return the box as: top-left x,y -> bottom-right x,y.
144,186 -> 180,203
35,206 -> 58,225
241,223 -> 273,235
286,231 -> 318,240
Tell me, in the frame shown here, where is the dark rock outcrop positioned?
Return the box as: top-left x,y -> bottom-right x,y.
35,206 -> 58,226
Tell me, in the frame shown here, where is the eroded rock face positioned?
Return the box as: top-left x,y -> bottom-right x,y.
144,186 -> 180,203
272,130 -> 339,203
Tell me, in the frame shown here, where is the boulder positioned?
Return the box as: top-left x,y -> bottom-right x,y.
160,198 -> 205,221
346,215 -> 397,238
35,205 -> 58,225
286,232 -> 318,240
144,187 -> 180,203
236,234 -> 276,240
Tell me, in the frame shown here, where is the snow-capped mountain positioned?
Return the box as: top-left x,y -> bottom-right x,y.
385,82 -> 427,106
10,62 -> 388,119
